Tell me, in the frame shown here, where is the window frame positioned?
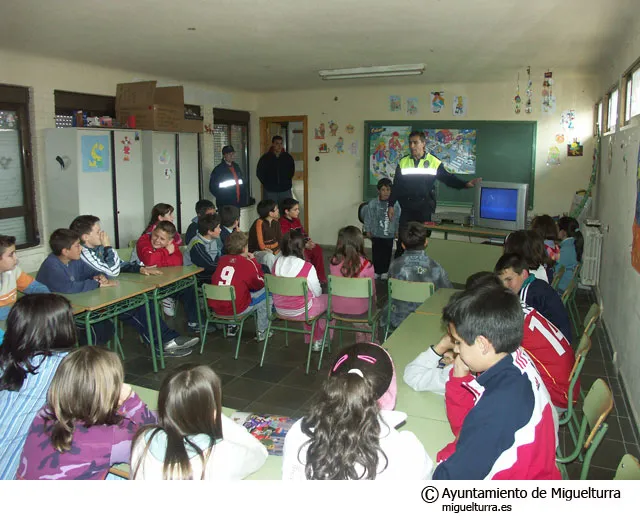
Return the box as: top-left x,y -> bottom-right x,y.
622,58 -> 640,125
594,99 -> 603,136
604,84 -> 619,134
0,85 -> 38,249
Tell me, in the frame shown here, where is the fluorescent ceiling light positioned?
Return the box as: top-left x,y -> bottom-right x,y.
318,63 -> 425,80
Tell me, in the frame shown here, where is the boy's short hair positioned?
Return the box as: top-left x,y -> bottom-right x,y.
257,199 -> 277,219
280,198 -> 299,215
154,220 -> 176,238
195,199 -> 215,217
465,271 -> 503,290
0,235 -> 16,256
197,214 -> 221,236
272,135 -> 283,143
69,215 -> 100,240
443,283 -> 523,355
220,205 -> 240,228
494,253 -> 528,275
377,178 -> 392,190
400,222 -> 428,250
50,229 -> 81,256
226,231 -> 248,255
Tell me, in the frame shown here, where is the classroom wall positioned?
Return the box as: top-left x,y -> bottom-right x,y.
594,16 -> 640,427
253,73 -> 598,244
0,49 -> 257,271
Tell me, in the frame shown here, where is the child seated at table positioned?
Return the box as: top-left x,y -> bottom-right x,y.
219,205 -> 240,256
280,198 -> 326,284
495,253 -> 571,341
431,282 -> 560,480
70,216 -> 199,357
185,213 -> 223,284
504,229 -> 554,282
209,231 -> 270,341
185,199 -> 216,245
248,199 -> 281,272
0,234 -> 49,321
329,226 -> 376,342
282,343 -> 431,480
17,346 -> 156,480
0,294 -> 75,480
131,364 -> 267,480
555,216 -> 583,293
383,221 -> 452,331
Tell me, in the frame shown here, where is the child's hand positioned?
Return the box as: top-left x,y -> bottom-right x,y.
305,240 -> 315,250
442,351 -> 455,366
93,274 -> 108,284
118,383 -> 132,406
166,242 -> 175,255
452,354 -> 470,378
99,230 -> 111,248
433,335 -> 454,356
99,279 -> 119,288
140,266 -> 162,276
242,251 -> 255,260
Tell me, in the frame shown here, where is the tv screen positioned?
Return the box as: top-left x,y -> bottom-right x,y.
480,187 -> 518,221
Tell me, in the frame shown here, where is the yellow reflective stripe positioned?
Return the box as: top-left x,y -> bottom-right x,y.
400,167 -> 437,175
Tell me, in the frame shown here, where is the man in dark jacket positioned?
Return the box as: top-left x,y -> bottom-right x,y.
257,135 -> 295,204
209,145 -> 247,207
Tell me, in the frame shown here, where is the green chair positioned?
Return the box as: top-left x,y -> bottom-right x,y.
201,283 -> 257,358
384,279 -> 435,340
128,239 -> 137,249
556,378 -> 613,480
115,247 -> 133,262
550,265 -> 566,290
614,454 -> 640,480
260,274 -> 326,374
582,303 -> 601,340
561,277 -> 580,338
320,275 -> 381,369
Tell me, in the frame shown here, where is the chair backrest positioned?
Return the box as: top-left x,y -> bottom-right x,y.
569,336 -> 591,383
116,247 -> 133,262
551,265 -> 566,290
582,378 -> 613,449
328,275 -> 372,299
265,274 -> 308,297
389,278 -> 435,304
582,303 -> 601,337
128,239 -> 137,249
562,277 -> 577,305
203,283 -> 237,317
614,454 -> 640,480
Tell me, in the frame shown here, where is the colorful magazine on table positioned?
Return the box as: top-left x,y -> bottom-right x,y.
230,412 -> 296,456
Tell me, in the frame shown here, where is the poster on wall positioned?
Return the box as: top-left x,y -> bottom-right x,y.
81,135 -> 110,173
369,126 -> 411,183
632,144 -> 640,273
406,97 -> 419,116
452,96 -> 468,117
419,129 -> 476,175
430,91 -> 445,113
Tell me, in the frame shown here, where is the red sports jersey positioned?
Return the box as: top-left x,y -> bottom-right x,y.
209,255 -> 265,315
521,303 -> 578,409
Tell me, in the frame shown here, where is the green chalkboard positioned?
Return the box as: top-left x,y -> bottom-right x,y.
363,120 -> 536,208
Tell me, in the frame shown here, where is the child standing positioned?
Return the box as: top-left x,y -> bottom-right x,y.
248,199 -> 282,271
0,294 -> 76,480
210,232 -> 270,341
185,200 -> 216,245
363,178 -> 401,280
185,213 -> 223,284
282,343 -> 431,480
131,364 -> 267,480
531,214 -> 560,262
17,346 -> 156,480
279,198 -> 327,284
219,205 -> 241,256
329,226 -> 376,343
272,230 -> 330,352
555,216 -> 583,293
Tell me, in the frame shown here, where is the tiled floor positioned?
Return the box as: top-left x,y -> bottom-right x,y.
120,249 -> 640,480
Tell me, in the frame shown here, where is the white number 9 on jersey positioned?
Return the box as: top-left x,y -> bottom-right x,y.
218,266 -> 235,286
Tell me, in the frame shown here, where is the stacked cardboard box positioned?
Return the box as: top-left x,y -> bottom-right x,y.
115,81 -> 184,132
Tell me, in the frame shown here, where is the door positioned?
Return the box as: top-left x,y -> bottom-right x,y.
178,133 -> 200,234
113,129 -> 144,247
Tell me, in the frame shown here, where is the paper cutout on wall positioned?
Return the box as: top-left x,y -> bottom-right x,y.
369,126 -> 411,183
335,137 -> 345,154
121,136 -> 132,161
134,131 -> 140,141
349,141 -> 359,156
430,92 -> 445,113
567,139 -> 583,157
328,120 -> 339,136
81,135 -> 110,173
453,96 -> 467,117
314,123 -> 325,139
555,134 -> 565,144
546,145 -> 561,166
164,168 -> 173,179
541,71 -> 555,113
406,97 -> 418,116
159,149 -> 171,165
345,124 -> 355,134
318,143 -> 329,153
632,143 -> 640,273
389,96 -> 401,112
561,110 -> 576,130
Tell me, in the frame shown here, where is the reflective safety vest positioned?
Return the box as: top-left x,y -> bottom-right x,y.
398,154 -> 442,176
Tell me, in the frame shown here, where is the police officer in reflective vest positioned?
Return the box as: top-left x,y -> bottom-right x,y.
388,131 -> 481,254
209,145 -> 248,208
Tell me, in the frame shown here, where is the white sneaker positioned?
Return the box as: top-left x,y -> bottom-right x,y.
311,340 -> 323,352
381,273 -> 389,281
255,330 -> 274,341
162,297 -> 176,317
374,273 -> 381,280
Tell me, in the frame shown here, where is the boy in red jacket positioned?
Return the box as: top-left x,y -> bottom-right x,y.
210,231 -> 270,341
279,198 -> 326,284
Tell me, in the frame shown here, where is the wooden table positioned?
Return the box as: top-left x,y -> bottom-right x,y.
414,288 -> 459,316
426,238 -> 504,285
430,223 -> 510,241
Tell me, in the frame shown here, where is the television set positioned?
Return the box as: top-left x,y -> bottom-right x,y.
474,181 -> 528,231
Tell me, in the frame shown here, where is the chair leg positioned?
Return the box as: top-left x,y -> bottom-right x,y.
234,321 -> 245,360
200,318 -> 210,354
339,328 -> 343,349
285,328 -> 289,347
260,321 -> 273,367
318,323 -> 331,371
305,322 -> 317,375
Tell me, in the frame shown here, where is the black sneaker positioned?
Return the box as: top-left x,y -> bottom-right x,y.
226,325 -> 239,337
187,322 -> 218,335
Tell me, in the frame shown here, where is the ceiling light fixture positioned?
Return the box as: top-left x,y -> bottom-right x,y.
318,63 -> 425,81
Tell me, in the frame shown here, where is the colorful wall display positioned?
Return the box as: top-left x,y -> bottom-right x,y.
369,126 -> 411,182
421,129 -> 476,174
81,135 -> 110,173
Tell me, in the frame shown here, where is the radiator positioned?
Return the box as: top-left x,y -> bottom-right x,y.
581,226 -> 603,286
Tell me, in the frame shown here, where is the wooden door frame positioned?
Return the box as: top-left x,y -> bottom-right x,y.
259,115 -> 309,228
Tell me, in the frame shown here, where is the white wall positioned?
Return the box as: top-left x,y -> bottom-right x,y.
594,16 -> 640,427
0,49 -> 257,270
254,74 -> 597,244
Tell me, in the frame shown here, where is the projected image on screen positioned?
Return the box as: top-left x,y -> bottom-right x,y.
480,188 -> 518,221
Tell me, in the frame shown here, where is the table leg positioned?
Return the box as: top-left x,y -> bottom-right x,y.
143,295 -> 158,373
192,276 -> 203,336
84,312 -> 93,345
153,290 -> 165,370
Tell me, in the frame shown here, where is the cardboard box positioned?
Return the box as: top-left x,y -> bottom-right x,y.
115,81 -> 184,132
181,118 -> 204,133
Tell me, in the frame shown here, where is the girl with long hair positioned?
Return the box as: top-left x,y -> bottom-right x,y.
282,343 -> 431,480
555,216 -> 584,293
531,214 -> 560,262
131,364 -> 267,480
504,229 -> 554,282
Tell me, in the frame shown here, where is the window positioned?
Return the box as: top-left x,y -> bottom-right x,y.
594,100 -> 603,135
212,108 -> 250,194
622,61 -> 640,124
606,87 -> 619,132
0,85 -> 38,248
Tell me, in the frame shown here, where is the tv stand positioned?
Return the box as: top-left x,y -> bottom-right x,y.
427,223 -> 510,241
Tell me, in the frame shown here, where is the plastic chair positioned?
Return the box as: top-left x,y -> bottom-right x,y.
556,378 -> 613,480
551,265 -> 566,290
613,454 -> 640,480
384,279 -> 435,340
128,239 -> 137,249
201,283 -> 257,358
115,247 -> 133,262
561,275 -> 581,337
320,275 -> 381,369
582,303 -> 601,340
260,274 -> 326,374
